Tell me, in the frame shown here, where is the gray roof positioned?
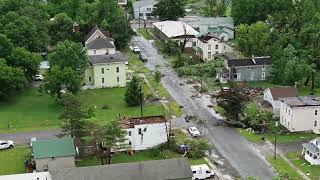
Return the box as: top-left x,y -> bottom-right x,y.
88,52 -> 126,65
51,158 -> 192,180
133,0 -> 157,9
279,96 -> 320,107
302,142 -> 319,154
86,38 -> 115,49
227,57 -> 271,67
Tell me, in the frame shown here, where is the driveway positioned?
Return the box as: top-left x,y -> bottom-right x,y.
0,130 -> 60,145
132,35 -> 276,179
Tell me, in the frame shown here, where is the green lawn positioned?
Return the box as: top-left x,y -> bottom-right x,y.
286,152 -> 320,180
126,50 -> 149,74
137,28 -> 153,40
267,156 -> 303,179
0,146 -> 29,175
237,129 -> 265,144
298,87 -> 320,96
0,89 -> 61,133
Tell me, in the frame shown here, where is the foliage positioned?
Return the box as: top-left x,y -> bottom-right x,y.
124,76 -> 142,106
153,70 -> 162,83
176,59 -> 224,77
203,0 -> 226,17
163,40 -> 180,56
0,60 -> 27,100
49,13 -> 74,45
0,34 -> 13,58
152,0 -> 186,21
184,139 -> 211,159
60,92 -> 94,140
235,21 -> 270,56
172,52 -> 197,69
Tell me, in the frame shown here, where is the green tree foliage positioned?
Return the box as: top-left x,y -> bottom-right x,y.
163,40 -> 180,56
235,21 -> 270,56
152,0 -> 186,21
184,139 -> 211,159
177,59 -> 224,77
6,47 -> 41,80
0,34 -> 13,58
60,92 -> 94,140
49,40 -> 88,78
0,59 -> 27,99
204,0 -> 226,17
153,70 -> 162,83
96,119 -> 127,164
124,76 -> 142,106
49,13 -> 74,45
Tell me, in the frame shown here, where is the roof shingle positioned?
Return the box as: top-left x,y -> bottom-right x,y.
227,57 -> 271,67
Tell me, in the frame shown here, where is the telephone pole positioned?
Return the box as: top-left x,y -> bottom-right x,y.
139,85 -> 143,118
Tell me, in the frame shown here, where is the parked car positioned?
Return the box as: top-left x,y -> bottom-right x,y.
0,140 -> 14,150
191,164 -> 215,180
133,46 -> 141,54
188,127 -> 201,137
33,74 -> 44,81
139,54 -> 148,62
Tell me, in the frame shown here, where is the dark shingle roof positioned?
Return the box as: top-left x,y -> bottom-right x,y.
302,142 -> 319,154
88,52 -> 125,65
32,138 -> 75,159
120,115 -> 167,128
84,26 -> 111,42
279,96 -> 320,107
269,87 -> 298,100
227,57 -> 271,67
86,38 -> 115,49
51,158 -> 192,180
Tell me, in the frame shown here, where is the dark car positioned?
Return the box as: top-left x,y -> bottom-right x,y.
139,54 -> 148,62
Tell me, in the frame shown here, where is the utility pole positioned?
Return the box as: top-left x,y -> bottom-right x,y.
139,85 -> 143,118
274,121 -> 278,160
138,4 -> 141,29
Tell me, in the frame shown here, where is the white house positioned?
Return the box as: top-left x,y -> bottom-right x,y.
153,21 -> 199,50
263,87 -> 298,116
120,116 -> 168,151
83,26 -> 127,88
0,172 -> 52,180
194,32 -> 233,61
279,96 -> 320,132
133,0 -> 157,19
302,137 -> 320,165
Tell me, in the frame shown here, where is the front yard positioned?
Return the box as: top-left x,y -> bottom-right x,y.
267,156 -> 303,179
0,146 -> 29,175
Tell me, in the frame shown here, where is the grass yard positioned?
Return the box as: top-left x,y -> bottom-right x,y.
137,28 -> 153,40
237,129 -> 265,144
0,146 -> 29,175
126,50 -> 150,74
0,89 -> 61,133
267,156 -> 303,179
298,87 -> 320,96
286,152 -> 320,180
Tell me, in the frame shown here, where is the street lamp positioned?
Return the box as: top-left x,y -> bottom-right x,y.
274,121 -> 279,160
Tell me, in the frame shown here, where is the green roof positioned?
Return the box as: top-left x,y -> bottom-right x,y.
32,138 -> 75,159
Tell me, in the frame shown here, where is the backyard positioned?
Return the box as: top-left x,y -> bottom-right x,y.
0,146 -> 29,175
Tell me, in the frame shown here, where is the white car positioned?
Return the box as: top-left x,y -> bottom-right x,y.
133,46 -> 141,54
0,140 -> 14,150
191,164 -> 215,180
30,137 -> 37,147
188,127 -> 201,137
33,74 -> 44,81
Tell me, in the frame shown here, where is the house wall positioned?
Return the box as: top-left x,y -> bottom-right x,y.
35,156 -> 75,171
84,67 -> 94,86
304,153 -> 320,165
280,102 -> 320,132
124,123 -> 168,151
263,89 -> 281,116
229,65 -> 271,82
195,38 -> 233,61
85,30 -> 106,44
87,48 -> 116,56
134,5 -> 155,19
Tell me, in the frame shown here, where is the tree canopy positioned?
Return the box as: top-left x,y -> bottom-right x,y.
152,0 -> 186,21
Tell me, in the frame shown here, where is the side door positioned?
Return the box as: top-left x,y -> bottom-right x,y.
0,142 -> 8,149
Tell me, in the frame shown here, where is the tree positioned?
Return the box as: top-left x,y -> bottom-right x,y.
60,92 -> 94,140
44,65 -> 82,98
0,34 -> 13,58
0,59 -> 27,100
48,40 -> 88,78
49,13 -> 74,45
204,0 -> 226,17
124,76 -> 142,106
214,85 -> 249,125
6,47 -> 41,80
96,119 -> 127,164
153,70 -> 162,83
152,0 -> 186,21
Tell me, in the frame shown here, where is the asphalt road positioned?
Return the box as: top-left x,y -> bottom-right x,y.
132,36 -> 276,179
0,130 -> 60,145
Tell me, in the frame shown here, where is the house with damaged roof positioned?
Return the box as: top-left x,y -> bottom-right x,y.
83,26 -> 127,89
216,56 -> 272,83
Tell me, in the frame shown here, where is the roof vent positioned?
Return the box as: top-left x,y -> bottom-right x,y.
251,55 -> 256,64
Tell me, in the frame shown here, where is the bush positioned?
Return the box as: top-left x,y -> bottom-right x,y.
185,139 -> 211,159
176,60 -> 223,77
153,70 -> 162,83
124,76 -> 142,106
101,105 -> 109,109
163,40 -> 180,55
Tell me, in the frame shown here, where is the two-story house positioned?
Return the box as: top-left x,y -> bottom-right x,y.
120,115 -> 168,151
194,32 -> 233,61
217,56 -> 272,83
84,26 -> 127,88
133,0 -> 157,19
279,96 -> 320,132
302,137 -> 320,165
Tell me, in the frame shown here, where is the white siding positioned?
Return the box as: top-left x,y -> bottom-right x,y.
85,30 -> 107,44
87,48 -> 116,56
196,38 -> 233,61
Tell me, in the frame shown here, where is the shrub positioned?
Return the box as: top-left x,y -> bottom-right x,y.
163,40 -> 180,55
153,70 -> 162,83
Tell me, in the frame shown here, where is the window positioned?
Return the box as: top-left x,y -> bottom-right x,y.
262,72 -> 266,80
215,44 -> 218,49
84,148 -> 91,153
224,45 -> 226,50
146,7 -> 152,11
144,128 -> 147,132
250,72 -> 255,80
116,67 -> 119,73
208,52 -> 211,59
314,121 -> 317,127
117,77 -> 120,83
206,170 -> 211,174
93,49 -> 96,54
128,131 -> 131,136
192,171 -> 196,174
138,128 -> 142,135
262,65 -> 265,71
101,78 -> 104,83
89,77 -> 92,82
101,68 -> 104,74
43,165 -> 48,171
129,141 -> 132,145
315,110 -> 318,115
208,45 -> 211,50
237,73 -> 241,80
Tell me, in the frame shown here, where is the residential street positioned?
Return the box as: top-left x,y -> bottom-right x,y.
132,35 -> 276,179
0,130 -> 60,145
